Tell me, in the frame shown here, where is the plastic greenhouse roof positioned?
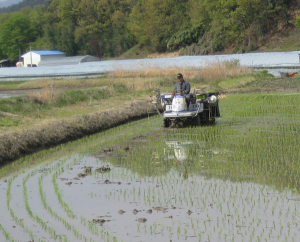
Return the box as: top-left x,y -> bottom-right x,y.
1,51 -> 299,79
38,55 -> 100,67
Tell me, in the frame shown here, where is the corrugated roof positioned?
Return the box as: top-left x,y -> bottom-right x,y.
38,55 -> 100,67
2,51 -> 300,79
33,50 -> 66,55
21,50 -> 66,56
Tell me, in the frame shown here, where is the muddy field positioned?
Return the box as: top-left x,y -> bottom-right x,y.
1,92 -> 300,241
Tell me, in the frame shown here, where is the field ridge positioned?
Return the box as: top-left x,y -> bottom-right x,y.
0,99 -> 156,165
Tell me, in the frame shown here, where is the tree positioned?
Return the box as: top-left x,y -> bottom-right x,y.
0,12 -> 38,60
128,0 -> 189,52
74,0 -> 135,57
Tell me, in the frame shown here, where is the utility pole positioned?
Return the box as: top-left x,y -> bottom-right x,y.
30,46 -> 32,67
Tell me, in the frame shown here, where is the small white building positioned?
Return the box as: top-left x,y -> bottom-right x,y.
21,50 -> 66,67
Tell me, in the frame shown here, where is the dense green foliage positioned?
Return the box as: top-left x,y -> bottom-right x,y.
0,0 -> 296,61
0,12 -> 40,60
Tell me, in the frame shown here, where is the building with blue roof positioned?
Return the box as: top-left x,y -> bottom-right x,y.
21,50 -> 66,67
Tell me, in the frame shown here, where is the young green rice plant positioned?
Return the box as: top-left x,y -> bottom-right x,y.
0,223 -> 16,242
23,172 -> 64,241
38,173 -> 93,241
52,170 -> 76,218
6,176 -> 36,240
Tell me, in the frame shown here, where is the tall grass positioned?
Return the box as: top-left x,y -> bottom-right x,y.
29,86 -> 58,104
109,61 -> 253,82
0,87 -> 114,114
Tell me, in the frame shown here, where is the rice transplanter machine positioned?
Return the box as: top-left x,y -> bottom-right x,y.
150,89 -> 221,127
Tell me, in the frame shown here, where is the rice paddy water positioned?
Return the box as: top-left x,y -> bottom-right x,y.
1,92 -> 300,241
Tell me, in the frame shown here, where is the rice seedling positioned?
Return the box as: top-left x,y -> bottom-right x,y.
0,223 -> 16,242
52,166 -> 77,218
22,172 -> 64,241
6,176 -> 36,241
39,173 -> 93,240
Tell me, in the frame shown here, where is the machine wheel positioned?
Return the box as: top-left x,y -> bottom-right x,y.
194,114 -> 201,126
163,119 -> 170,128
208,106 -> 216,125
209,118 -> 216,125
200,110 -> 209,125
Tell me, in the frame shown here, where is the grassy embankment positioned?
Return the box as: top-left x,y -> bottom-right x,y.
0,62 -> 299,163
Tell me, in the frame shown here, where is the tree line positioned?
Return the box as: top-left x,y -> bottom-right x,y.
0,0 -> 296,61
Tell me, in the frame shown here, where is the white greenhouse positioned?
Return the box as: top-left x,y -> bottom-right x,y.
21,50 -> 66,67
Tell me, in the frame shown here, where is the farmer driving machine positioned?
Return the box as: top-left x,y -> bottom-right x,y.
150,88 -> 221,128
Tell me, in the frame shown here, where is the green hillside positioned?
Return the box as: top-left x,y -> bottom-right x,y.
0,0 -> 299,61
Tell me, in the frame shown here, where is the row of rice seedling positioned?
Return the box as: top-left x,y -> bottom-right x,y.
43,155 -> 127,242
0,116 -> 160,241
14,155 -> 98,241
46,155 -> 120,241
38,158 -> 94,241
15,150 -> 119,242
6,176 -> 36,241
0,223 -> 16,242
22,172 -> 68,241
52,167 -> 77,219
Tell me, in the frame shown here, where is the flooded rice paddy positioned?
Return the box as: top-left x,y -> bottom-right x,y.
1,92 -> 300,242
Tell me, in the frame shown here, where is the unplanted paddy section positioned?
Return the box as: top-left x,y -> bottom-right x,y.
1,92 -> 300,242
